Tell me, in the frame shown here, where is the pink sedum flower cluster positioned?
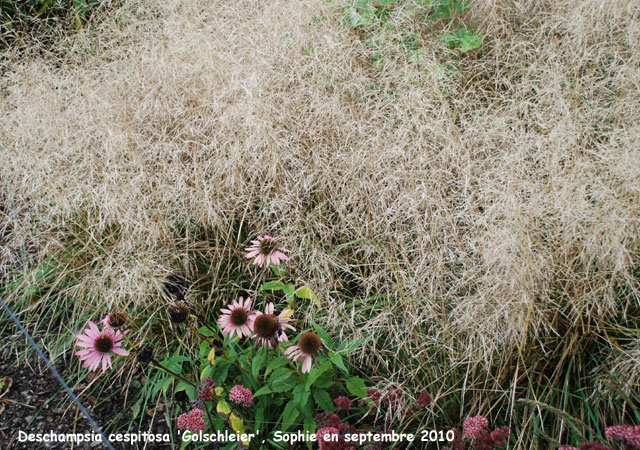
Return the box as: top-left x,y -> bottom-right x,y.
605,425 -> 640,449
463,415 -> 490,440
197,378 -> 216,402
229,385 -> 254,408
333,396 -> 352,410
177,408 -> 206,433
417,391 -> 432,408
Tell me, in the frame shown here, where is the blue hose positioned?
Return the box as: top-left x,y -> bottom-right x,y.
0,296 -> 116,450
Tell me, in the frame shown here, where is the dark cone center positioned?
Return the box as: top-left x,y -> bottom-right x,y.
259,239 -> 279,255
169,304 -> 189,324
95,335 -> 114,353
298,332 -> 322,355
254,314 -> 278,338
230,308 -> 249,326
108,313 -> 127,328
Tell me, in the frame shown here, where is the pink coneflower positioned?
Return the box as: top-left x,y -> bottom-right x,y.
75,321 -> 129,373
558,448 -> 579,450
463,415 -> 489,440
245,235 -> 289,268
177,408 -> 206,433
285,331 -> 324,373
252,303 -> 296,348
217,297 -> 256,338
229,385 -> 254,408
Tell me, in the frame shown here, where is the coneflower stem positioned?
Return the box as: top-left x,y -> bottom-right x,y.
150,358 -> 196,387
189,322 -> 218,348
192,312 -> 222,343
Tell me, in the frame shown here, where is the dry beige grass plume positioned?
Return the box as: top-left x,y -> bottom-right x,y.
1,0 -> 639,416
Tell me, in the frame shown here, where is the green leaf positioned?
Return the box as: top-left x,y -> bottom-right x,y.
458,29 -> 482,52
293,385 -> 311,411
430,0 -> 453,19
295,286 -> 320,307
304,416 -> 316,450
200,365 -> 214,380
272,376 -> 298,393
152,376 -> 173,398
259,280 -> 286,291
252,349 -> 267,379
284,283 -> 295,303
270,367 -> 293,385
452,0 -> 470,12
255,402 -> 265,429
313,378 -> 335,389
254,385 -> 273,397
338,337 -> 369,353
198,326 -> 215,337
281,400 -> 300,431
346,376 -> 368,398
265,356 -> 289,377
305,361 -> 331,390
270,264 -> 284,277
312,390 -> 335,411
159,355 -> 192,374
441,28 -> 482,53
175,380 -> 197,400
312,322 -> 334,349
329,352 -> 348,373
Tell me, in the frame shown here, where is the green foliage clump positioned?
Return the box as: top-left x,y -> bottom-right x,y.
340,0 -> 482,69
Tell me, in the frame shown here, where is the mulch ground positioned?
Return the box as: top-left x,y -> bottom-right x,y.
0,338 -> 173,449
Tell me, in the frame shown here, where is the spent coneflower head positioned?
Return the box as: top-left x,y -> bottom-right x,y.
252,303 -> 295,348
101,312 -> 129,329
217,296 -> 256,338
137,345 -> 154,364
245,235 -> 290,268
163,274 -> 189,300
285,331 -> 324,373
75,321 -> 129,373
169,303 -> 190,324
